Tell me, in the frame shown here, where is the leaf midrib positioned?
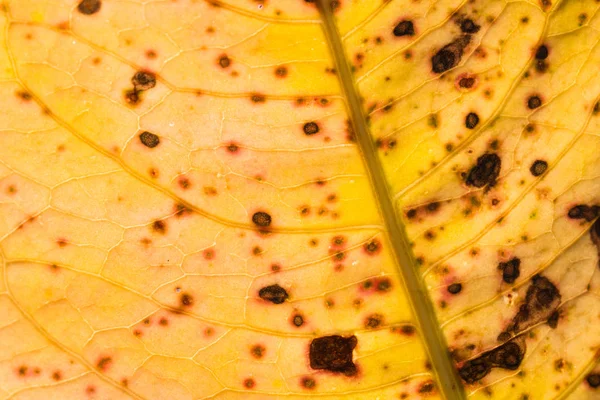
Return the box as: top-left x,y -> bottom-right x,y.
315,2 -> 466,399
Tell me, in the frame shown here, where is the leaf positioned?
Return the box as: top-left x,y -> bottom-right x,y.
0,0 -> 599,399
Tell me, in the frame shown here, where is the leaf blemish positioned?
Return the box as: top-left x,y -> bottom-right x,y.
309,335 -> 358,376
258,284 -> 289,304
431,35 -> 472,74
498,257 -> 521,284
139,131 -> 160,148
78,0 -> 101,15
393,20 -> 415,37
465,153 -> 501,188
567,204 -> 599,221
132,71 -> 156,91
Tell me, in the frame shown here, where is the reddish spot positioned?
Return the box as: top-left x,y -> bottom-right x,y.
57,238 -> 68,247
86,385 -> 96,395
315,178 -> 326,186
146,49 -> 157,59
33,367 -> 41,375
203,248 -> 215,260
300,205 -> 310,216
204,327 -> 215,337
251,344 -> 266,359
148,167 -> 159,178
96,357 -> 112,371
178,177 -> 191,189
143,318 -> 151,325
270,263 -> 281,272
243,378 -> 256,389
392,325 -> 416,336
121,378 -> 129,387
226,142 -> 240,153
159,317 -> 169,326
17,366 -> 27,376
152,220 -> 167,234
331,235 -> 346,247
133,329 -> 142,337
52,371 -> 62,381
57,21 -> 69,30
174,203 -> 192,218
334,264 -> 344,272
140,237 -> 152,246
363,238 -> 382,255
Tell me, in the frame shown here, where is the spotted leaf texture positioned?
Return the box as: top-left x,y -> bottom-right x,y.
0,1 -> 599,400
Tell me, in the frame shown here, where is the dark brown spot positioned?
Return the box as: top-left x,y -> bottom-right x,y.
447,283 -> 462,294
586,373 -> 600,388
139,131 -> 160,148
52,371 -> 62,381
303,122 -> 319,135
96,357 -> 112,371
377,278 -> 391,292
459,339 -> 525,383
365,313 -> 384,329
275,66 -> 288,77
527,95 -> 542,109
498,257 -> 521,284
547,311 -> 559,328
180,293 -> 193,307
568,204 -> 599,221
419,380 -> 435,393
251,94 -> 266,103
301,376 -> 316,389
16,91 -> 32,101
251,344 -> 265,359
363,239 -> 381,255
132,71 -> 156,91
252,211 -> 272,227
124,89 -> 140,105
78,0 -> 101,15
459,76 -> 476,89
309,335 -> 357,375
535,45 -> 548,60
292,313 -> 304,327
465,153 -> 501,188
258,284 -> 289,304
218,55 -> 231,68
17,366 -> 27,376
529,160 -> 547,176
460,19 -> 480,33
152,220 -> 166,234
243,378 -> 255,389
393,20 -> 414,37
465,112 -> 479,129
431,35 -> 471,74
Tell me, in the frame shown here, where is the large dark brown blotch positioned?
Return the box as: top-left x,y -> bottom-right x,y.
309,335 -> 357,376
498,275 -> 561,341
431,35 -> 472,74
459,337 -> 525,383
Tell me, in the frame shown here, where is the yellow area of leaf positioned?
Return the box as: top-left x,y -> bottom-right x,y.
0,0 -> 598,400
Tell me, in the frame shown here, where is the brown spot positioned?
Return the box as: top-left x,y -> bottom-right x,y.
586,373 -> 600,388
527,95 -> 542,109
301,376 -> 316,389
466,153 -> 501,188
303,122 -> 319,135
96,357 -> 112,371
547,311 -> 559,328
275,66 -> 288,77
419,380 -> 436,393
17,366 -> 27,376
460,19 -> 480,34
459,338 -> 525,383
251,94 -> 266,103
251,344 -> 265,359
152,220 -> 166,234
146,49 -> 157,59
16,91 -> 32,101
258,284 -> 289,304
498,257 -> 521,284
78,0 -> 101,15
124,89 -> 140,105
568,204 -> 599,221
292,313 -> 304,327
529,160 -> 548,176
52,371 -> 62,381
365,313 -> 384,329
363,238 -> 382,255
243,378 -> 255,389
309,335 -> 357,375
180,293 -> 193,307
139,131 -> 160,148
57,238 -> 68,247
465,112 -> 479,129
252,211 -> 271,227
218,55 -> 231,68
393,20 -> 415,37
447,283 -> 462,294
431,35 -> 471,74
132,71 -> 156,91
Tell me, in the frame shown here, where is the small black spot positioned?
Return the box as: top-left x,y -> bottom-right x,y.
465,112 -> 479,129
139,131 -> 160,148
529,160 -> 548,176
447,283 -> 462,294
252,211 -> 272,227
309,335 -> 357,375
498,257 -> 521,284
431,36 -> 471,74
527,96 -> 542,109
393,20 -> 415,37
303,122 -> 319,135
460,19 -> 480,34
78,0 -> 101,15
586,373 -> 600,388
258,284 -> 289,304
535,45 -> 548,60
132,71 -> 156,91
568,204 -> 599,221
465,153 -> 501,188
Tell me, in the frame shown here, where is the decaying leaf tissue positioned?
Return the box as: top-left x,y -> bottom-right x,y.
0,0 -> 599,399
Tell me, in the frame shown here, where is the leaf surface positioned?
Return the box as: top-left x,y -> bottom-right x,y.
0,0 -> 599,399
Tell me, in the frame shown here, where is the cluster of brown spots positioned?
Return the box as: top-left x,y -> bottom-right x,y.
431,35 -> 472,74
527,95 -> 542,109
459,18 -> 480,34
498,275 -> 560,341
275,66 -> 288,77
465,112 -> 479,129
393,20 -> 415,37
568,204 -> 599,221
243,378 -> 255,389
586,373 -> 600,388
360,277 -> 392,293
96,357 -> 112,371
447,283 -> 462,294
364,313 -> 384,329
139,131 -> 160,148
258,284 -> 289,304
252,211 -> 272,227
498,257 -> 521,284
534,45 -> 549,73
465,153 -> 501,188
309,335 -> 357,376
180,293 -> 194,307
405,201 -> 442,222
78,0 -> 101,15
152,220 -> 167,234
125,71 -> 156,105
218,54 -> 231,68
459,338 -> 525,383
251,344 -> 265,359
300,376 -> 316,389
303,122 -> 319,135
291,313 -> 304,327
529,160 -> 548,176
